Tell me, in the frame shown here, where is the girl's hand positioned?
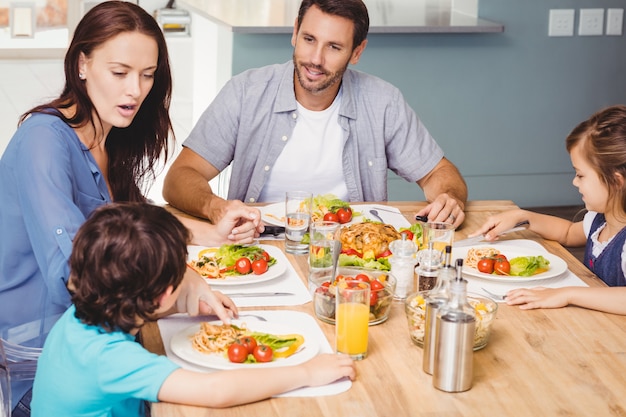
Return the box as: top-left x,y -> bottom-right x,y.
506,287 -> 569,310
468,209 -> 528,241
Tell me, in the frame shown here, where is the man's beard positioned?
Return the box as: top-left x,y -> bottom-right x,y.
293,55 -> 346,94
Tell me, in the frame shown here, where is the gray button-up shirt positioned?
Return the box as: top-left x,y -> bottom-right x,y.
184,61 -> 444,203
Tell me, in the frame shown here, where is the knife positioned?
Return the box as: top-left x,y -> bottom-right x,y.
453,221 -> 529,247
260,226 -> 285,237
223,292 -> 294,297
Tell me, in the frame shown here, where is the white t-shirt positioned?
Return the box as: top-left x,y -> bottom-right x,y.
258,91 -> 349,202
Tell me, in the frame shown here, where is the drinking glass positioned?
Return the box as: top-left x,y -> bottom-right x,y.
422,222 -> 455,255
335,280 -> 370,360
284,191 -> 313,254
308,220 -> 341,293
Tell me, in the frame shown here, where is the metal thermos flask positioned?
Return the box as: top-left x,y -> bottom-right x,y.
422,245 -> 453,375
432,260 -> 475,392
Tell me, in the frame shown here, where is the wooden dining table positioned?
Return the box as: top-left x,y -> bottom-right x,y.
142,200 -> 626,416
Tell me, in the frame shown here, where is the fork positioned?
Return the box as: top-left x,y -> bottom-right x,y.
238,314 -> 268,321
481,287 -> 507,301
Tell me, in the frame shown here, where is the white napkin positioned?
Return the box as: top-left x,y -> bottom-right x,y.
214,248 -> 311,307
461,239 -> 588,302
157,310 -> 352,397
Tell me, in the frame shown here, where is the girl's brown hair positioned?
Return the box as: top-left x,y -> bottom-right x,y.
566,104 -> 626,213
21,1 -> 173,202
70,203 -> 189,333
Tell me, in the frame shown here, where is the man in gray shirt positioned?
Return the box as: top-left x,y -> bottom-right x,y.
163,0 -> 467,231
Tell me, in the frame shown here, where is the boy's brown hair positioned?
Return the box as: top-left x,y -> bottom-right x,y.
70,202 -> 190,333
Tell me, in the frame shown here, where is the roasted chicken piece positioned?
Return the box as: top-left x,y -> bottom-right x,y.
339,222 -> 402,259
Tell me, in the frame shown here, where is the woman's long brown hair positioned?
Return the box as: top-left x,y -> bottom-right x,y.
21,1 -> 173,202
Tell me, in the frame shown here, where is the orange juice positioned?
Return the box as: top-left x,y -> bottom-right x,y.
336,302 -> 369,359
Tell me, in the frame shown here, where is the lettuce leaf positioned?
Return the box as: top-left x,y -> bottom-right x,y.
509,256 -> 550,277
338,254 -> 391,271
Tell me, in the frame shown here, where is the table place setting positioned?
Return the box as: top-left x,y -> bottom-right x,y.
453,239 -> 589,302
157,310 -> 352,398
189,245 -> 311,307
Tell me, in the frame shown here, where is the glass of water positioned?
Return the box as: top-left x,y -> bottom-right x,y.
284,191 -> 313,254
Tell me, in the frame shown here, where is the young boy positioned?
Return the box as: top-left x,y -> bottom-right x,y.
31,202 -> 356,416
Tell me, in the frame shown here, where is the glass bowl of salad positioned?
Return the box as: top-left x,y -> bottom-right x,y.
311,268 -> 396,326
404,291 -> 498,351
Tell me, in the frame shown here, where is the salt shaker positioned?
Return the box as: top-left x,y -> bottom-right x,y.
389,233 -> 417,300
432,259 -> 476,392
422,245 -> 454,375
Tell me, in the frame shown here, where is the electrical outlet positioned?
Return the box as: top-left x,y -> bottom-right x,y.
606,8 -> 624,36
548,9 -> 575,37
579,8 -> 604,36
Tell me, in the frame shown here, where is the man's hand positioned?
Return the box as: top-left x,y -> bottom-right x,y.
415,192 -> 465,229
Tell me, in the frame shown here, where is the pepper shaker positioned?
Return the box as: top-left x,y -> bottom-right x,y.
432,259 -> 476,392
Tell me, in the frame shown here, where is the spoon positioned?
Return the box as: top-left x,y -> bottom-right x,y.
369,209 -> 385,223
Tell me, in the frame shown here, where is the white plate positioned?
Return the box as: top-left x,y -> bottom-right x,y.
188,244 -> 286,286
451,244 -> 568,282
170,319 -> 319,370
260,202 -> 374,227
260,203 -> 287,227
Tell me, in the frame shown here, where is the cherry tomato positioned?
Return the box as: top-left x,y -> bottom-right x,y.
321,281 -> 331,288
323,212 -> 339,222
235,257 -> 252,274
494,259 -> 511,275
239,336 -> 257,355
401,230 -> 415,241
227,343 -> 248,363
370,279 -> 384,292
477,258 -> 494,274
354,273 -> 371,284
253,345 -> 273,362
376,249 -> 392,259
336,208 -> 352,224
261,251 -> 271,262
369,290 -> 378,306
493,254 -> 508,262
251,258 -> 268,275
341,248 -> 363,258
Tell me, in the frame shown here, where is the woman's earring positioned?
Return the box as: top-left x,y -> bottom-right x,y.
79,73 -> 85,80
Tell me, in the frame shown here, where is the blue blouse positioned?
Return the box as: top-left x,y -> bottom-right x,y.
0,112 -> 111,406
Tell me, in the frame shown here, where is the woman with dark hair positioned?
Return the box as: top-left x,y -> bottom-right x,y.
0,2 -> 255,415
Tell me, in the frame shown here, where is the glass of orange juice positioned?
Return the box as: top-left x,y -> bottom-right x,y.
335,280 -> 370,360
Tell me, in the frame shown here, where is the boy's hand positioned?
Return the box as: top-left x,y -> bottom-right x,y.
176,268 -> 238,323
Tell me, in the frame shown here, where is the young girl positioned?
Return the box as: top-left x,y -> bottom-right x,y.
471,105 -> 626,315
30,203 -> 356,416
0,2 -> 258,414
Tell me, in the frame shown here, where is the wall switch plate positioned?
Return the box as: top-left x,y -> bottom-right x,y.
579,8 -> 604,36
606,8 -> 624,36
549,9 -> 575,37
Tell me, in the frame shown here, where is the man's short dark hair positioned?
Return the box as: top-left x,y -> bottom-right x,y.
297,0 -> 369,50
